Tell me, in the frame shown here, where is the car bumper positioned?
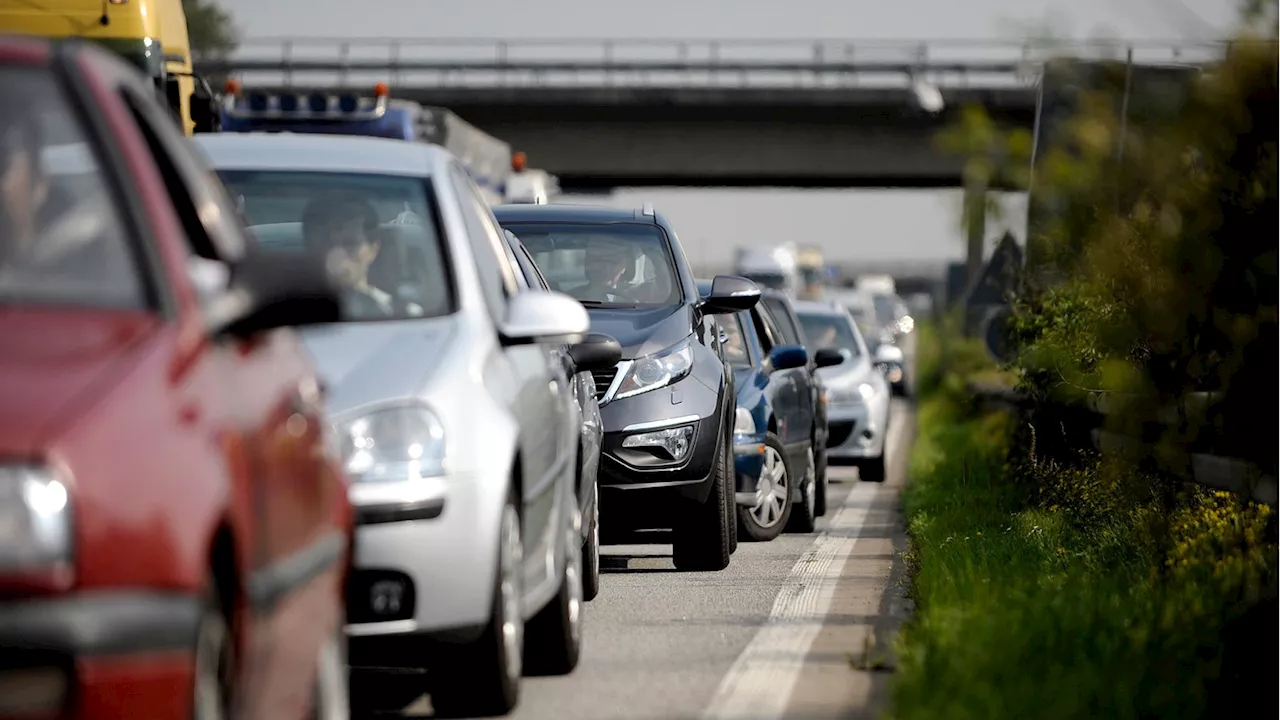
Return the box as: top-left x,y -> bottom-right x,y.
595,374 -> 725,532
0,592 -> 199,719
732,434 -> 767,507
825,403 -> 887,459
344,471 -> 503,666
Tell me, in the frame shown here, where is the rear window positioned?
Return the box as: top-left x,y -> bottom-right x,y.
0,66 -> 147,309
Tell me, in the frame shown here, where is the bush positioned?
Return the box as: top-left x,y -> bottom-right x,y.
891,328 -> 1277,720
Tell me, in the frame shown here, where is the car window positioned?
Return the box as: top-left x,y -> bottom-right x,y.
0,65 -> 147,309
216,169 -> 453,321
796,312 -> 863,358
761,296 -> 804,346
448,165 -> 513,323
718,312 -> 752,368
500,222 -> 682,307
505,229 -> 549,290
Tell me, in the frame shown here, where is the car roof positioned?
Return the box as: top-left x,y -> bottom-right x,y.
192,132 -> 447,176
493,203 -> 656,225
791,299 -> 847,317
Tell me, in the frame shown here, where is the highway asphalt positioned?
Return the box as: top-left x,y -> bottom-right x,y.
356,396 -> 915,720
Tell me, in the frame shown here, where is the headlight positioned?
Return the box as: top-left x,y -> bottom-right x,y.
733,407 -> 756,436
337,406 -> 446,482
0,465 -> 73,572
858,382 -> 877,401
614,335 -> 695,400
830,382 -> 878,405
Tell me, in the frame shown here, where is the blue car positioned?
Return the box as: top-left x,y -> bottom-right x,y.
698,280 -> 845,540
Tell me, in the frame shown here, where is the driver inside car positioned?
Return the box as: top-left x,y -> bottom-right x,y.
302,191 -> 402,318
578,240 -> 635,302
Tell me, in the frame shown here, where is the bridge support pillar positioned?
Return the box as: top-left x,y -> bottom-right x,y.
963,176 -> 987,294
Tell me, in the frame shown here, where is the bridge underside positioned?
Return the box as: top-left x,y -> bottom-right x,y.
245,85 -> 1036,190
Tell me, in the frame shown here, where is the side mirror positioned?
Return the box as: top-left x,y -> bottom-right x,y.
701,274 -> 761,315
501,291 -> 588,346
813,347 -> 846,368
769,344 -> 809,371
210,250 -> 341,339
569,332 -> 622,373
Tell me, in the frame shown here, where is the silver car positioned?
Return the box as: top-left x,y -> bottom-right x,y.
792,300 -> 893,482
195,133 -> 593,716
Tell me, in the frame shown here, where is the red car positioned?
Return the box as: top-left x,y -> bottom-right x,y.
0,37 -> 352,720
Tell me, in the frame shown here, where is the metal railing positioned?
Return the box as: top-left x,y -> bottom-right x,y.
200,37 -> 1231,89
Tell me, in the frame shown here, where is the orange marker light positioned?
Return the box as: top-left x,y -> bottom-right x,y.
223,79 -> 242,95
511,151 -> 527,172
373,82 -> 390,97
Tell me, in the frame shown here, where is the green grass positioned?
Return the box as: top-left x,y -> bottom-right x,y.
888,326 -> 1277,720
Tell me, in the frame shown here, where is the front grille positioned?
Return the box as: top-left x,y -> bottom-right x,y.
592,365 -> 619,401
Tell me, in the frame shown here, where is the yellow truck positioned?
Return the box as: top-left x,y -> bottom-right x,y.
0,0 -> 217,135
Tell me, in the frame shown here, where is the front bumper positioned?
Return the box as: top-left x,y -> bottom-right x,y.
0,592 -> 200,718
825,403 -> 887,459
596,374 -> 725,532
344,471 -> 504,664
732,434 -> 767,507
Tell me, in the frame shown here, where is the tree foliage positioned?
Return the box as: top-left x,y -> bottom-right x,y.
182,0 -> 238,60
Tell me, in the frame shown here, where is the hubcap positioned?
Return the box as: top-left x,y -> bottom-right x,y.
193,610 -> 230,720
498,505 -> 524,683
566,509 -> 583,646
750,447 -> 789,528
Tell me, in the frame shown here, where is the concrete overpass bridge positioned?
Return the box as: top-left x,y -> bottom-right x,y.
201,37 -> 1221,191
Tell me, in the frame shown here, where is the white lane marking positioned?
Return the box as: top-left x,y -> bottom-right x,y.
700,413 -> 906,720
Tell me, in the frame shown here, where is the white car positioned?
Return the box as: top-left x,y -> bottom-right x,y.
792,300 -> 893,482
194,133 -> 600,716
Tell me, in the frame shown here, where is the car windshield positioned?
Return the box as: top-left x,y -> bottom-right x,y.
216,170 -> 452,321
500,222 -> 681,307
797,312 -> 863,358
0,66 -> 147,309
873,294 -> 903,327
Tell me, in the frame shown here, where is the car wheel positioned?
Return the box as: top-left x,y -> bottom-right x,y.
814,442 -> 829,518
309,629 -> 350,720
787,446 -> 818,533
672,428 -> 732,572
525,500 -> 584,676
582,482 -> 601,602
859,454 -> 887,483
735,433 -> 793,542
193,579 -> 234,720
431,493 -> 523,717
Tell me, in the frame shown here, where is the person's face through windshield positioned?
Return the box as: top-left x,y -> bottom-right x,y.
0,114 -> 49,264
304,195 -> 380,288
584,243 -> 628,288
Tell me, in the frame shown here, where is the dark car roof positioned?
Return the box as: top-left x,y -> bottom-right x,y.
493,203 -> 657,225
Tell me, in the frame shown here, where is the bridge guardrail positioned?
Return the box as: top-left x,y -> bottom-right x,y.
201,37 -> 1234,89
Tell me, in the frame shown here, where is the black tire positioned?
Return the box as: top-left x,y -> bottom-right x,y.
582,482 -> 601,602
672,428 -> 732,572
814,441 -> 829,518
193,577 -> 235,720
859,454 -> 887,483
725,431 -> 739,555
431,493 -> 523,717
787,447 -> 818,533
309,628 -> 349,720
736,433 -> 793,542
524,496 -> 585,676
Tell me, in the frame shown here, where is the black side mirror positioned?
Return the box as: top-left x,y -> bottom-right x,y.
211,249 -> 341,340
702,274 -> 761,315
569,332 -> 622,373
814,347 -> 846,368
